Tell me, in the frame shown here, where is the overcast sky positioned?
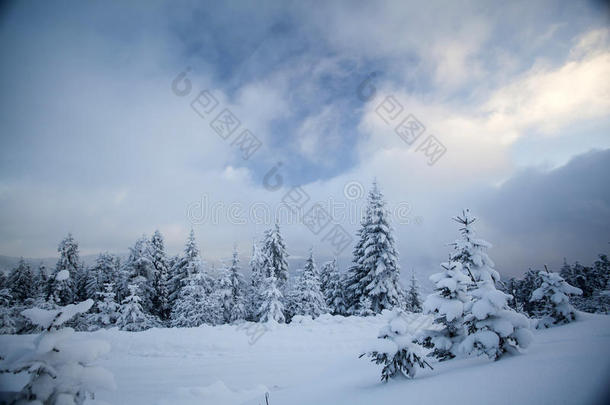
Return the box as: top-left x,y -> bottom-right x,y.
0,0 -> 608,280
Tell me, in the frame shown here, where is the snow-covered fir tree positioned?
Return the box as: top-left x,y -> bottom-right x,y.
289,249 -> 327,319
345,181 -> 405,314
258,274 -> 285,323
319,258 -> 335,302
320,259 -> 347,315
8,257 -> 34,304
530,269 -> 582,328
261,223 -> 289,292
116,284 -> 156,331
48,234 -> 82,305
218,247 -> 247,323
171,271 -> 221,327
35,263 -> 48,299
85,252 -> 115,301
1,276 -> 115,404
247,241 -> 266,321
90,282 -> 119,328
0,288 -> 16,334
169,229 -> 209,305
406,270 -> 423,313
361,309 -> 432,382
121,236 -> 155,314
453,210 -> 533,360
149,230 -> 171,321
422,261 -> 471,360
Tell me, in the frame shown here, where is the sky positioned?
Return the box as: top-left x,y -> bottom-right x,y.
0,0 -> 609,280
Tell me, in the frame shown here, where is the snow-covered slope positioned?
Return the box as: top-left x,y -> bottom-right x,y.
1,313 -> 608,404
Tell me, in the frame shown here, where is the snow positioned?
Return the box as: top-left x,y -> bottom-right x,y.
56,270 -> 70,281
1,313 -> 608,404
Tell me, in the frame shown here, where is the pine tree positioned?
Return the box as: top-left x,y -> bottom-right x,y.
171,272 -> 221,327
8,257 -> 34,303
422,261 -> 470,360
0,280 -> 115,403
261,223 -> 289,292
169,229 -> 209,305
91,282 -> 119,327
345,181 -> 404,314
34,262 -> 48,299
406,270 -> 423,313
319,259 -> 335,302
120,236 -> 155,314
218,247 -> 247,323
454,210 -> 533,360
149,230 -> 171,321
530,268 -> 582,327
361,309 -> 432,382
116,284 -> 156,331
258,274 -> 285,323
48,234 -> 81,305
247,241 -> 266,321
289,249 -> 327,319
0,288 -> 16,334
321,259 -> 347,315
85,252 -> 115,301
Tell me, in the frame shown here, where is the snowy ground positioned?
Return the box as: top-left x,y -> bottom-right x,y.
1,312 -> 609,405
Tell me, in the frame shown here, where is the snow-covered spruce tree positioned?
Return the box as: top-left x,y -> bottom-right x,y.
85,252 -> 115,302
0,288 -> 16,334
345,181 -> 405,314
169,229 -> 210,305
258,273 -> 285,323
116,284 -> 156,331
319,258 -> 335,302
35,263 -> 49,299
261,223 -> 289,292
453,210 -> 533,360
171,272 -> 221,327
8,258 -> 35,304
149,230 -> 171,321
48,234 -> 82,305
290,249 -> 328,319
247,241 -> 266,321
361,309 -> 432,382
218,247 -> 247,323
421,261 -> 471,360
321,259 -> 347,315
0,284 -> 115,403
90,282 -> 119,328
530,269 -> 582,328
406,270 -> 423,313
120,236 -> 155,314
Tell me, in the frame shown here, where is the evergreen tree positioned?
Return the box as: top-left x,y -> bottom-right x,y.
85,252 -> 115,301
530,269 -> 582,327
345,181 -> 404,314
406,270 -> 422,313
149,230 -> 171,321
121,236 -> 155,314
91,282 -> 119,327
454,210 -> 533,360
258,274 -> 285,323
169,229 -> 209,305
171,272 -> 221,327
0,288 -> 16,334
422,261 -> 470,360
116,284 -> 156,331
361,309 -> 432,382
218,247 -> 247,323
260,223 -> 289,292
289,249 -> 327,319
321,259 -> 347,315
8,257 -> 34,303
48,234 -> 81,305
247,241 -> 266,321
1,276 -> 115,403
319,258 -> 335,302
34,262 -> 48,299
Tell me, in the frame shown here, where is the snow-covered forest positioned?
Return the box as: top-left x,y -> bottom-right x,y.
1,182 -> 609,404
